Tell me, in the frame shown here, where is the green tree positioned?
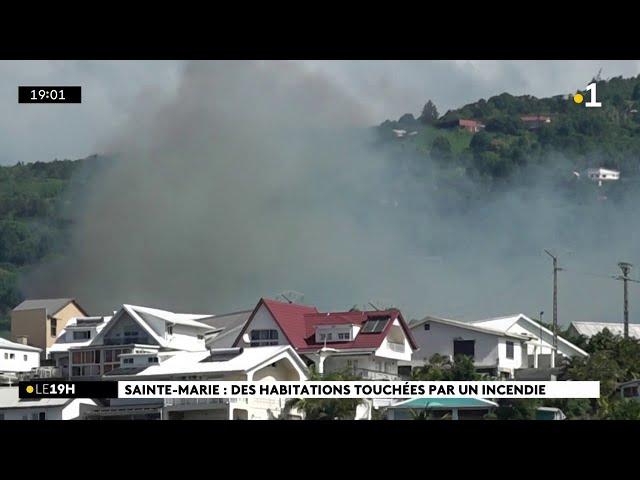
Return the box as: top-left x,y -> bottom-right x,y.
283,367 -> 365,420
419,100 -> 439,124
431,136 -> 452,163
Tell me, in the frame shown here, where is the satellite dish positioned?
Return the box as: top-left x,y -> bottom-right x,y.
242,333 -> 251,344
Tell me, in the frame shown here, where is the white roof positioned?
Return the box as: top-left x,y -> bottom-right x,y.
109,345 -> 307,378
49,316 -> 113,353
587,167 -> 619,175
570,321 -> 640,339
0,337 -> 41,353
413,315 -> 530,340
472,314 -> 589,357
124,304 -> 214,330
0,387 -> 95,409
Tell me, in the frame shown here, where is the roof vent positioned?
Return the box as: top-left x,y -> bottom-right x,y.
202,347 -> 244,363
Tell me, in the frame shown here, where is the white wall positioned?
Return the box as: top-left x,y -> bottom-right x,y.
0,348 -> 40,373
410,321 -> 500,368
236,305 -> 286,347
375,319 -> 413,361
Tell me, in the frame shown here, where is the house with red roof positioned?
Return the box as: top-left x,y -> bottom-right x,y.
233,298 -> 417,380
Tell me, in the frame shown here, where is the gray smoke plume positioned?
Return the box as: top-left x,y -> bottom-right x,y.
24,61 -> 640,325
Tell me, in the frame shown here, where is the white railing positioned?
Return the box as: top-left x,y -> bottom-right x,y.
352,368 -> 399,381
164,398 -> 227,407
387,341 -> 405,353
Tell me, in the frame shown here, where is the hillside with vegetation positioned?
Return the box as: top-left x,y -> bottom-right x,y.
4,74 -> 640,340
377,75 -> 640,182
0,156 -> 105,337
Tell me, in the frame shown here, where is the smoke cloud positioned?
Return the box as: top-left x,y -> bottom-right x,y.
23,61 -> 640,325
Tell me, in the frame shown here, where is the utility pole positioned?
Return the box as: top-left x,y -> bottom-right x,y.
616,262 -> 633,338
544,250 -> 562,367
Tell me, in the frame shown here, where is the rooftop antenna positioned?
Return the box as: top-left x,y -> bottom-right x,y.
277,290 -> 305,305
368,302 -> 381,311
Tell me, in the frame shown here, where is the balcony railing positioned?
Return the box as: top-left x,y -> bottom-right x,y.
352,368 -> 399,381
387,341 -> 405,353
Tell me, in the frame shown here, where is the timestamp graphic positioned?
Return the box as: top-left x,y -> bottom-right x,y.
18,86 -> 82,103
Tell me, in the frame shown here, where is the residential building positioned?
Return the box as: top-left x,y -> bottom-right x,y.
0,337 -> 41,384
520,115 -> 551,129
0,386 -> 95,420
85,345 -> 308,420
568,321 -> 640,340
48,315 -> 113,378
470,314 -> 588,368
385,397 -> 498,420
409,315 -> 530,378
233,298 -> 417,380
618,379 -> 640,400
586,168 -> 620,186
11,298 -> 88,358
53,304 -> 216,379
458,119 -> 485,133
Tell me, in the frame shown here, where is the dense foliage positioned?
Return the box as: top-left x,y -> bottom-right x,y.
0,156 -> 103,336
378,75 -> 640,181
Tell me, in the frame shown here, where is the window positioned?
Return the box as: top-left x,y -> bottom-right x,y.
0,413 -> 4,420
424,323 -> 430,331
73,331 -> 91,340
50,319 -> 57,337
24,355 -> 27,361
123,358 -> 133,364
148,357 -> 159,363
3,353 -> 7,359
337,332 -> 351,340
167,326 -> 174,335
38,412 -> 46,421
319,333 -> 333,341
9,353 -> 14,360
72,351 -> 82,364
250,329 -> 278,347
453,340 -> 475,359
506,341 -> 514,360
197,335 -> 204,340
361,316 -> 390,333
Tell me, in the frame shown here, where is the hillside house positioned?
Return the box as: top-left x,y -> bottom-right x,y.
458,119 -> 485,133
11,298 -> 88,358
470,314 -> 588,368
87,345 -> 308,420
409,315 -> 529,378
520,115 -> 551,129
0,386 -> 95,420
0,337 -> 41,383
568,321 -> 640,340
233,298 -> 417,380
52,304 -> 216,379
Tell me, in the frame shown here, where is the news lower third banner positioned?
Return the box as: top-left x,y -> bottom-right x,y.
19,381 -> 600,399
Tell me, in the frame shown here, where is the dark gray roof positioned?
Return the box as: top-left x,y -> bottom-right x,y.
201,310 -> 252,349
13,298 -> 76,316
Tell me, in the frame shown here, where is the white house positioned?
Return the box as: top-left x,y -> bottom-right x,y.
587,168 -> 620,186
0,337 -> 41,382
52,304 -> 217,379
48,315 -> 113,377
618,379 -> 640,401
86,345 -> 309,420
233,298 -> 417,380
568,321 -> 640,340
0,386 -> 95,420
409,315 -> 530,378
470,314 -> 588,368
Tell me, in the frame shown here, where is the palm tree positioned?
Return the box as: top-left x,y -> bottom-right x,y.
280,367 -> 366,420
